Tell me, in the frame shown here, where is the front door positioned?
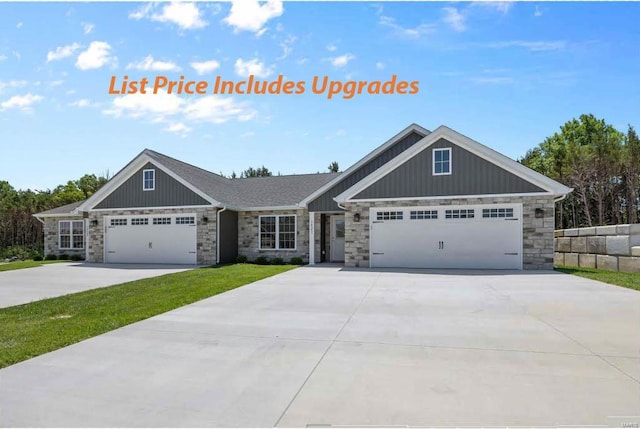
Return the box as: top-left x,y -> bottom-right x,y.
330,215 -> 345,262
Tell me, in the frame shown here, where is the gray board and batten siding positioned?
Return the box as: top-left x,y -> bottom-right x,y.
95,162 -> 211,209
308,131 -> 426,212
353,138 -> 545,199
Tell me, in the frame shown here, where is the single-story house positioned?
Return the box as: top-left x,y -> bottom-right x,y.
34,124 -> 572,270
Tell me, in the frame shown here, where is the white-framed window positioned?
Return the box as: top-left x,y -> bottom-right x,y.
152,217 -> 171,225
433,148 -> 452,176
110,218 -> 127,226
376,211 -> 403,221
131,218 -> 149,225
410,210 -> 438,220
259,215 -> 296,250
143,169 -> 155,191
445,209 -> 474,219
482,208 -> 514,218
176,216 -> 195,225
59,220 -> 84,249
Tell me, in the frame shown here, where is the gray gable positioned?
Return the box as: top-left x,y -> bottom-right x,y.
353,138 -> 545,199
94,162 -> 211,209
308,130 -> 425,212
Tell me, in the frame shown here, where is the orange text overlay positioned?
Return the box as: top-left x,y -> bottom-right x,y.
108,75 -> 420,100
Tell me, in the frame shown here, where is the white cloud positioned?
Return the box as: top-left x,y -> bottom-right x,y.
76,41 -> 116,70
378,15 -> 436,38
442,7 -> 466,32
296,57 -> 309,65
185,96 -> 256,123
0,55 -> 7,62
329,53 -> 355,68
223,0 -> 283,34
165,122 -> 191,135
16,22 -> 23,29
127,55 -> 181,72
471,76 -> 514,84
104,90 -> 184,119
0,80 -> 28,92
376,62 -> 385,70
483,40 -> 566,51
240,131 -> 255,138
473,1 -> 513,14
0,94 -> 43,111
234,58 -> 274,78
190,60 -> 220,75
326,44 -> 337,52
130,3 -> 207,30
46,42 -> 81,62
82,22 -> 95,34
69,99 -> 100,108
277,34 -> 297,60
49,80 -> 64,87
534,6 -> 543,17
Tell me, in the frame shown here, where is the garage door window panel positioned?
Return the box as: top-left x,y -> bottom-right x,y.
131,218 -> 149,225
410,210 -> 438,220
482,208 -> 514,218
376,211 -> 403,221
59,220 -> 84,249
433,148 -> 452,175
445,209 -> 474,219
176,216 -> 195,225
153,217 -> 171,225
259,215 -> 296,250
110,219 -> 127,226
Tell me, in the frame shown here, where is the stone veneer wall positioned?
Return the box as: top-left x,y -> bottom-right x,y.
554,224 -> 640,273
237,209 -> 321,263
43,216 -> 86,258
342,195 -> 556,270
87,207 -> 217,265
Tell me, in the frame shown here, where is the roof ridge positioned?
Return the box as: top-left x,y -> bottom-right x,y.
143,148 -> 230,182
232,172 -> 340,180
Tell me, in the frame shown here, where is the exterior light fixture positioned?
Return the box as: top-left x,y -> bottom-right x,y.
353,213 -> 361,222
535,208 -> 544,218
90,219 -> 98,227
202,216 -> 209,223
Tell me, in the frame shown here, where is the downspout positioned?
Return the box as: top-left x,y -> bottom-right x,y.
216,206 -> 227,265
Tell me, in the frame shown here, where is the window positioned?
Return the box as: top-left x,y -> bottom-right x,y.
482,208 -> 514,218
176,216 -> 195,225
131,218 -> 149,225
376,211 -> 403,221
445,209 -> 474,219
59,220 -> 84,249
110,219 -> 127,226
433,148 -> 451,175
410,210 -> 438,220
153,217 -> 171,225
143,169 -> 155,191
259,215 -> 296,250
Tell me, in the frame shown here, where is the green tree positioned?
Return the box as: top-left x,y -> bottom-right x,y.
240,166 -> 272,178
328,161 -> 340,173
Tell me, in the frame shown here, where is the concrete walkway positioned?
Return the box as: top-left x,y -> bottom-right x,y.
1,266 -> 638,427
0,262 -> 194,308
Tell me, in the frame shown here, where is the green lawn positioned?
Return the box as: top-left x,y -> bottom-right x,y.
0,260 -> 68,272
0,264 -> 295,368
556,265 -> 640,291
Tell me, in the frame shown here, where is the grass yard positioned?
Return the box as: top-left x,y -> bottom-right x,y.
556,265 -> 640,291
0,264 -> 295,368
0,260 -> 68,273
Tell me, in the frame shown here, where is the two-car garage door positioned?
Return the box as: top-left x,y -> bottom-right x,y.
370,204 -> 522,269
104,214 -> 197,264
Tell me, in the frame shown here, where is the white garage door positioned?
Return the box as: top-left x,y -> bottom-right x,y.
104,214 -> 197,264
370,204 -> 522,269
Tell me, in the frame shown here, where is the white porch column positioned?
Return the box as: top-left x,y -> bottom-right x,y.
308,212 -> 315,265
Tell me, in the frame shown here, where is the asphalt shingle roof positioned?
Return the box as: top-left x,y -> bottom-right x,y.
36,200 -> 85,216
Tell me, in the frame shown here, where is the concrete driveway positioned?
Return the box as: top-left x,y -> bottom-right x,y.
0,262 -> 194,308
1,266 -> 639,427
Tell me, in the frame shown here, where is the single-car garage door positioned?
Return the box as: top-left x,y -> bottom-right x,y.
104,214 -> 197,264
370,204 -> 522,269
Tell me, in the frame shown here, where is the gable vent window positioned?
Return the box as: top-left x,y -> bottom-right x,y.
445,209 -> 474,219
410,210 -> 438,220
131,218 -> 149,226
376,211 -> 403,221
110,219 -> 127,226
433,148 -> 452,176
176,217 -> 195,225
153,217 -> 171,225
143,169 -> 155,191
482,208 -> 514,218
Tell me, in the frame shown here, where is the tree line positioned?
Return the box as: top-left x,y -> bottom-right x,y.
520,114 -> 639,228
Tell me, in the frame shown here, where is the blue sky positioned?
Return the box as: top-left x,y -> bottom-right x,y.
1,1 -> 638,191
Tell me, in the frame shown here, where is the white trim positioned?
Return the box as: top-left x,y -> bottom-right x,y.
35,213 -> 83,218
432,147 -> 452,176
335,126 -> 573,203
308,212 -> 315,265
58,219 -> 85,250
89,204 -> 215,212
258,214 -> 297,251
341,191 -> 560,203
239,205 -> 302,212
77,151 -> 220,212
142,168 -> 155,191
299,123 -> 431,206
